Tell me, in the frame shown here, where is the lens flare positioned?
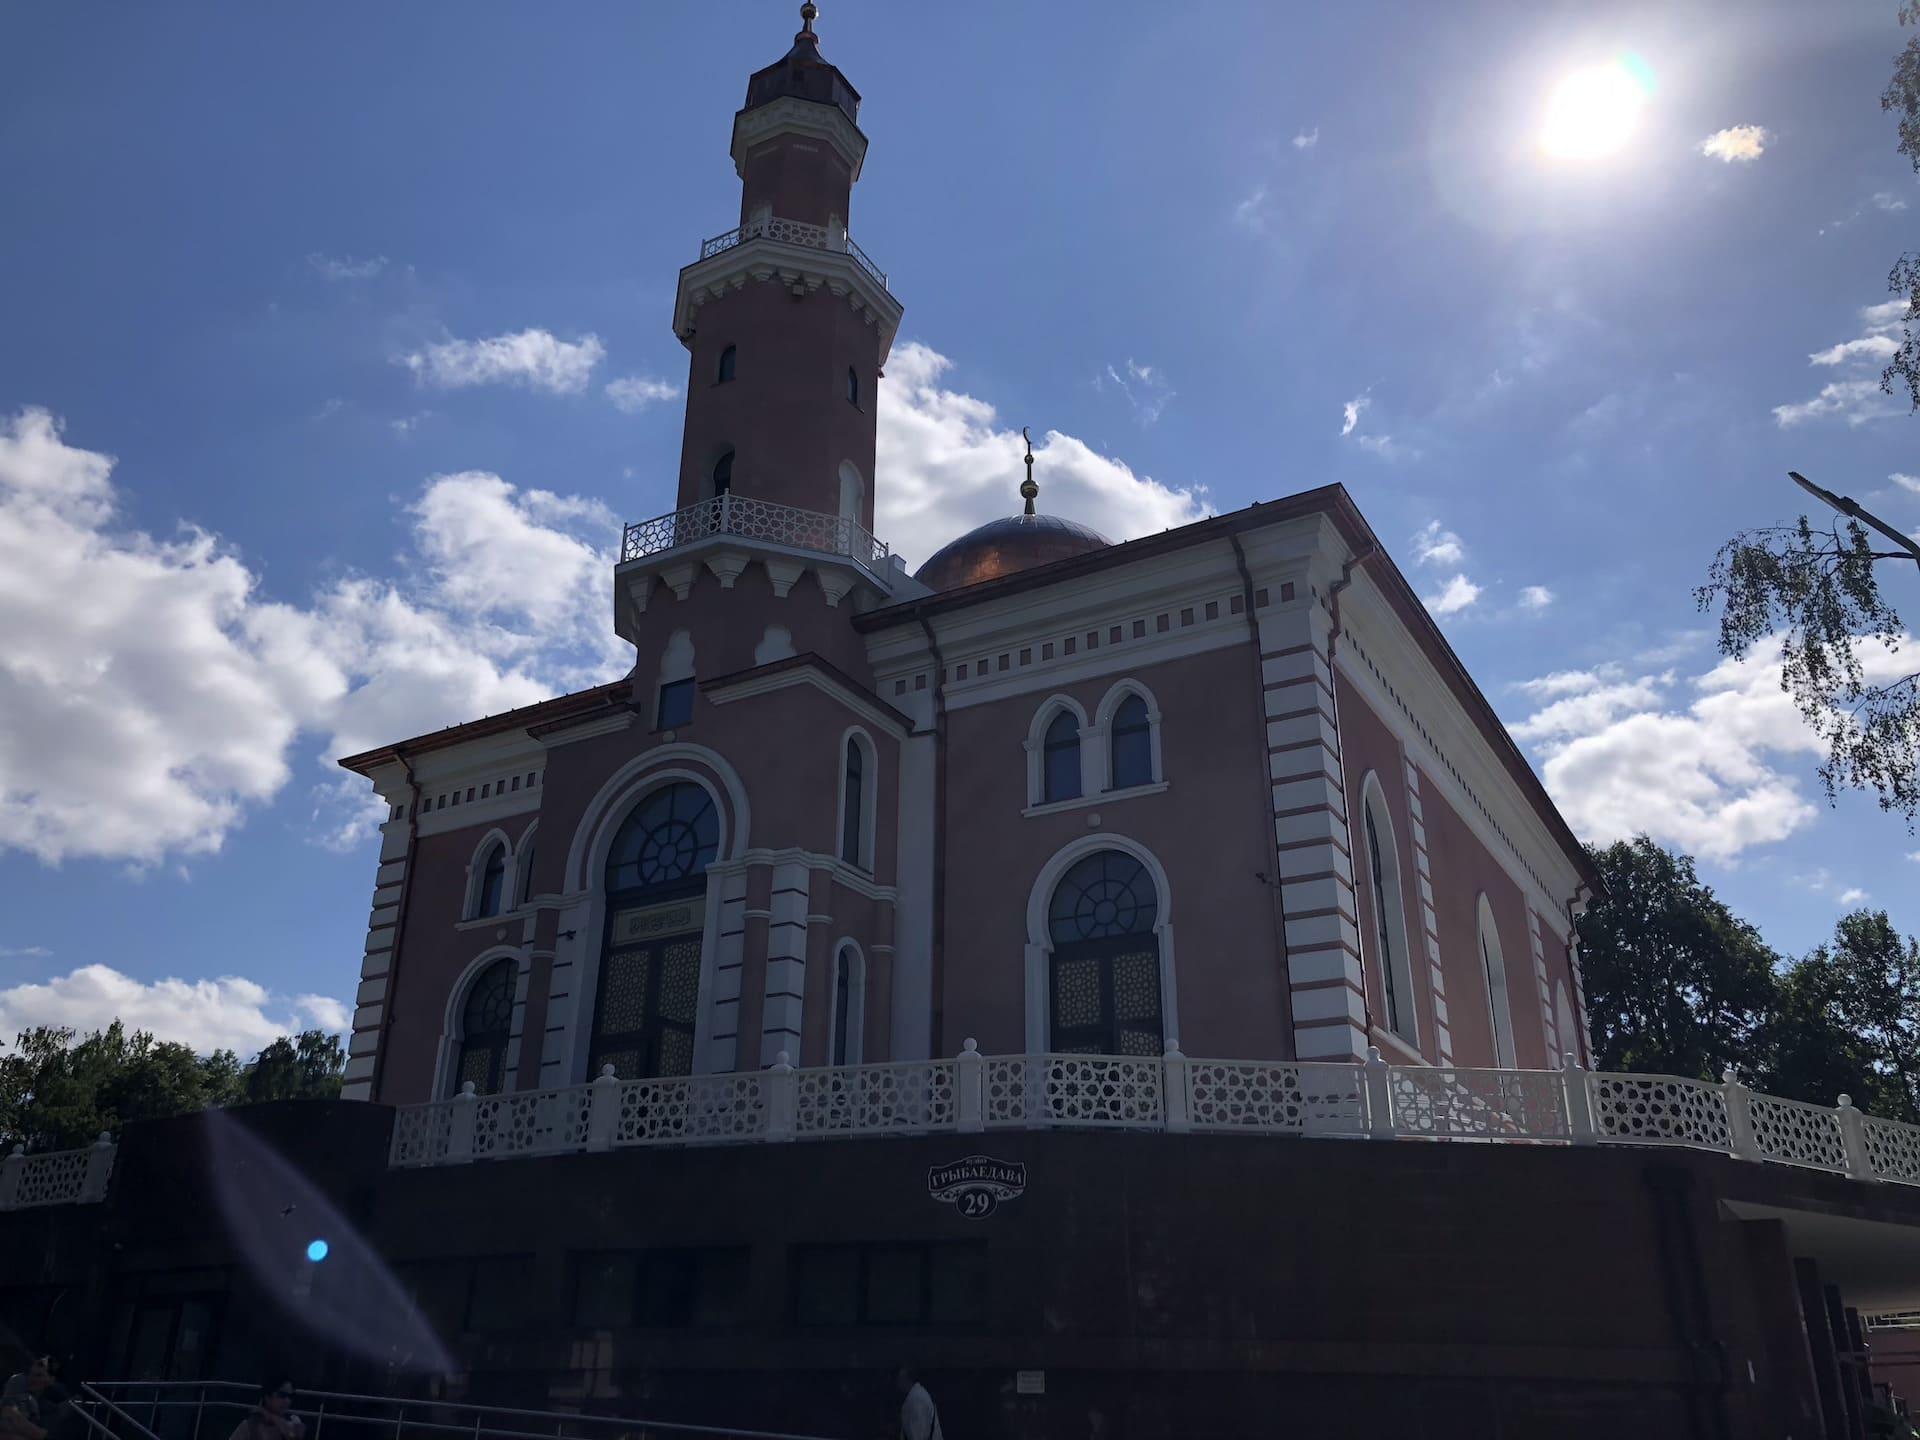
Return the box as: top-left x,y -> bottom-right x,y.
1539,55 -> 1653,160
306,1239 -> 330,1263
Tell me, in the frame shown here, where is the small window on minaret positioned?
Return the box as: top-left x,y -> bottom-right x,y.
717,345 -> 737,384
846,366 -> 859,407
712,450 -> 734,498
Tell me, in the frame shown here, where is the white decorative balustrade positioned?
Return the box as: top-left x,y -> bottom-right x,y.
697,215 -> 888,289
620,494 -> 890,575
0,1133 -> 116,1210
384,1044 -> 1920,1190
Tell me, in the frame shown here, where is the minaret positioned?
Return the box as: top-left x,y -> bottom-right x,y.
668,3 -> 904,532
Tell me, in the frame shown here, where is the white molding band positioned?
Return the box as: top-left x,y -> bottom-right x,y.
1402,759 -> 1454,1065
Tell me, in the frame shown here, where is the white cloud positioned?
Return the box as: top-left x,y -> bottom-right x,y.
401,328 -> 605,394
1410,521 -> 1464,568
307,253 -> 388,281
1892,473 -> 1920,493
1773,379 -> 1901,427
605,375 -> 681,413
1340,395 -> 1368,436
1863,299 -> 1909,328
1233,184 -> 1269,231
1095,359 -> 1175,425
1699,125 -> 1770,163
1518,585 -> 1555,611
1810,335 -> 1899,366
1908,850 -> 1920,863
0,946 -> 51,959
1838,887 -> 1870,906
1292,127 -> 1319,150
876,341 -> 1209,570
1356,432 -> 1418,460
1514,638 -> 1914,862
0,964 -> 347,1055
1422,574 -> 1481,616
1874,191 -> 1909,212
1778,300 -> 1908,425
0,407 -> 625,866
1515,669 -> 1615,699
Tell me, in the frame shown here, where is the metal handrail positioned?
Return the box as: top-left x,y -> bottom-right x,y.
617,494 -> 891,577
694,217 -> 887,290
82,1381 -> 850,1440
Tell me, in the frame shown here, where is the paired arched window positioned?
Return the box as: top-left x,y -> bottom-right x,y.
717,345 -> 737,384
475,843 -> 507,919
451,958 -> 516,1097
846,366 -> 859,407
1110,694 -> 1153,789
831,944 -> 865,1066
589,783 -> 718,1080
1047,850 -> 1163,1055
711,450 -> 734,498
1360,779 -> 1417,1047
1477,894 -> 1517,1068
1043,712 -> 1082,803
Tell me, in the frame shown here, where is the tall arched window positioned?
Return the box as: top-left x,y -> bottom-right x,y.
711,450 -> 734,499
1477,894 -> 1517,1068
831,944 -> 864,1066
841,737 -> 864,866
1043,711 -> 1082,803
589,783 -> 719,1080
846,366 -> 859,407
475,843 -> 507,919
1361,781 -> 1417,1047
451,958 -> 516,1097
514,838 -> 537,909
1110,694 -> 1154,789
1047,850 -> 1162,1055
717,345 -> 737,384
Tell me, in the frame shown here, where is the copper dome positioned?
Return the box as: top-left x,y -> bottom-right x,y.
914,512 -> 1113,592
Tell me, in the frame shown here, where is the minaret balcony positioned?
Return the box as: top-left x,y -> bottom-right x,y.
697,215 -> 887,291
615,495 -> 925,625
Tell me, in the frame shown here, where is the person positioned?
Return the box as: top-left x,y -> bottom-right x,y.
227,1381 -> 304,1440
0,1357 -> 55,1440
896,1366 -> 942,1440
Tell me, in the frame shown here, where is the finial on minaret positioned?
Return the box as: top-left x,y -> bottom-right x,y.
1020,426 -> 1038,516
799,2 -> 819,37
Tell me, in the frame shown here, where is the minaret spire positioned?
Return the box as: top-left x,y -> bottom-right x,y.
1020,427 -> 1038,516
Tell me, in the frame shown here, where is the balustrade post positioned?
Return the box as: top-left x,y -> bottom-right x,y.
717,491 -> 733,537
1835,1095 -> 1877,1181
1163,1042 -> 1191,1134
956,1039 -> 984,1133
1722,1069 -> 1762,1161
81,1131 -> 115,1201
766,1051 -> 797,1142
0,1145 -> 23,1209
448,1082 -> 478,1163
1563,1058 -> 1597,1145
586,1066 -> 620,1151
1363,1047 -> 1395,1139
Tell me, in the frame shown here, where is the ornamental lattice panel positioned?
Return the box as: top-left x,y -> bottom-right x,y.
389,1104 -> 453,1166
614,1072 -> 767,1146
1035,1054 -> 1163,1128
795,1060 -> 957,1136
1748,1093 -> 1849,1172
471,1087 -> 592,1159
1864,1115 -> 1920,1185
984,1057 -> 1030,1127
1184,1059 -> 1365,1134
1388,1066 -> 1569,1139
1590,1074 -> 1732,1150
13,1149 -> 89,1207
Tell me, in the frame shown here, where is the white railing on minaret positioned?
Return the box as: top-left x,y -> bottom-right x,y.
697,215 -> 888,290
386,1044 -> 1920,1187
620,494 -> 890,573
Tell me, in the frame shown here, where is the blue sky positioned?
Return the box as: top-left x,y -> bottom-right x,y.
1,1 -> 1916,1054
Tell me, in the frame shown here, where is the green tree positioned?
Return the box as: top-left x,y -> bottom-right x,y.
241,1029 -> 346,1104
1760,951 -> 1884,1114
1575,837 -> 1782,1080
1880,3 -> 1920,409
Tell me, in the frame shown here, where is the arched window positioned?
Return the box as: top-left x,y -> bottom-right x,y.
831,944 -> 865,1066
846,366 -> 859,407
589,783 -> 719,1080
1360,780 -> 1417,1047
451,958 -> 516,1097
717,345 -> 737,384
1043,711 -> 1082,803
475,843 -> 507,919
712,450 -> 734,499
1477,895 -> 1517,1068
1110,694 -> 1154,789
841,737 -> 864,866
515,838 -> 537,909
1047,850 -> 1162,1055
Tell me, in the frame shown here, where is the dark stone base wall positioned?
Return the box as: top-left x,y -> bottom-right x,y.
4,1101 -> 1917,1440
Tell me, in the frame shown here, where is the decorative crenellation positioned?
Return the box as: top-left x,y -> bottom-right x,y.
1400,760 -> 1454,1065
885,585 -> 1272,699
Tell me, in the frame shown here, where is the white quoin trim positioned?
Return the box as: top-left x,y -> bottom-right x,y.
828,938 -> 867,1067
835,725 -> 879,874
1092,678 -> 1165,791
462,828 -> 515,921
432,946 -> 530,1101
1357,772 -> 1420,1054
1477,893 -> 1517,1069
1024,694 -> 1093,806
1022,833 -> 1179,1055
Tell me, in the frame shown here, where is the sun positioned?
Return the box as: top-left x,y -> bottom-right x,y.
1539,57 -> 1653,161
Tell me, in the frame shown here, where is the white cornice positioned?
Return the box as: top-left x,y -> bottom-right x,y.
730,97 -> 868,182
535,710 -> 635,748
707,846 -> 898,904
674,244 -> 903,363
704,662 -> 912,740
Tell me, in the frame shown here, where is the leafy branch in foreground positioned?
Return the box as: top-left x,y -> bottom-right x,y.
1881,3 -> 1920,409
